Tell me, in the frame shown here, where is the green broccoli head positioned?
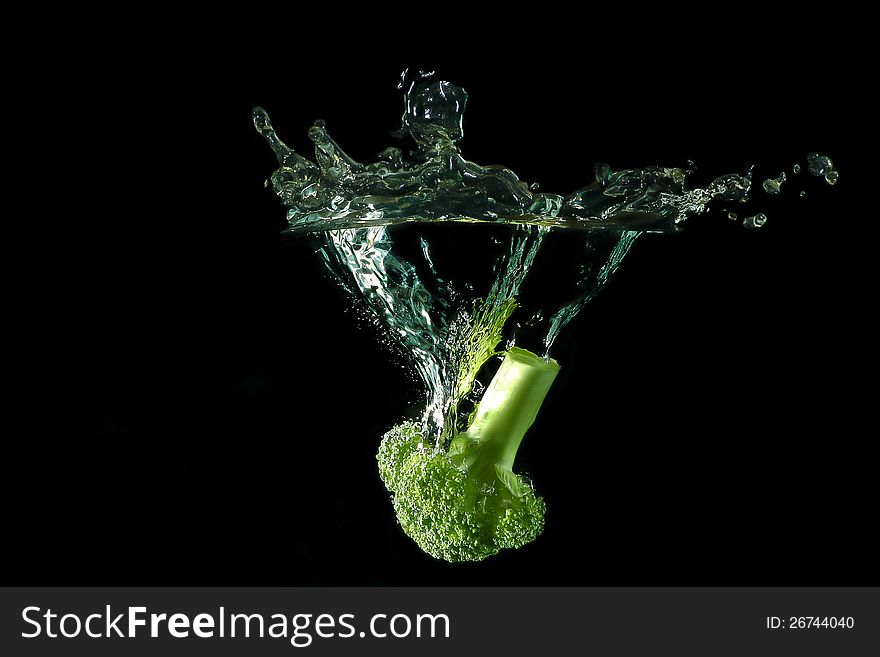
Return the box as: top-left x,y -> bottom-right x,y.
377,422 -> 546,562
376,347 -> 559,562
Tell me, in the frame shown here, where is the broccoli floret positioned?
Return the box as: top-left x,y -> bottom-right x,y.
377,347 -> 559,562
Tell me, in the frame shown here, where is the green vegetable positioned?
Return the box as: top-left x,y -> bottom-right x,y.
377,347 -> 559,561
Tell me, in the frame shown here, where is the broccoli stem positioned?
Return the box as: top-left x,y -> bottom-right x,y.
455,347 -> 560,472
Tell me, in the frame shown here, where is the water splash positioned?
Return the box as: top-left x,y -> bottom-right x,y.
543,230 -> 640,353
316,226 -> 451,433
253,79 -> 754,235
255,76 -> 831,441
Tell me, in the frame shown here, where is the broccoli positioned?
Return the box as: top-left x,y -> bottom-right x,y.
377,347 -> 560,562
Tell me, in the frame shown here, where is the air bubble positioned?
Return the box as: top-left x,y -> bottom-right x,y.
743,213 -> 767,229
825,170 -> 840,185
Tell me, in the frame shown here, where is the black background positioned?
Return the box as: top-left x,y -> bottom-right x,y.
20,10 -> 871,585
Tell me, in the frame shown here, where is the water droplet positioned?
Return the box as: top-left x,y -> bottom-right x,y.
799,190 -> 807,197
728,212 -> 738,220
743,213 -> 767,229
792,164 -> 801,174
825,170 -> 840,185
807,152 -> 833,176
529,181 -> 541,191
524,311 -> 544,326
762,171 -> 786,195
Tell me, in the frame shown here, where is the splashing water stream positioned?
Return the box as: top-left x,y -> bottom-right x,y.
255,74 -> 836,445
